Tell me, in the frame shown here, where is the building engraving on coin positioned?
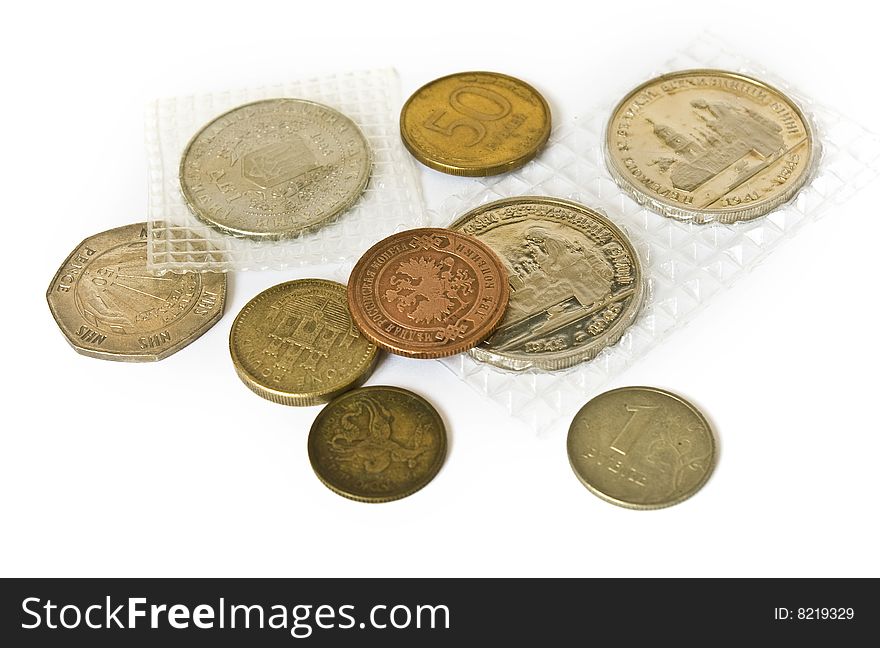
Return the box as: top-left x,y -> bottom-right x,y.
308,386 -> 447,502
567,387 -> 716,509
605,70 -> 816,223
451,197 -> 645,371
180,99 -> 372,239
47,223 -> 226,361
229,280 -> 378,406
400,71 -> 551,176
348,228 -> 509,358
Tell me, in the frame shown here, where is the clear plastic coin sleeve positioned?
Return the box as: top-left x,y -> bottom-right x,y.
145,68 -> 426,272
428,36 -> 880,434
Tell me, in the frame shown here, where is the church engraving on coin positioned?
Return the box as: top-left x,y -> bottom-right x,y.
308,386 -> 447,502
606,70 -> 816,223
567,387 -> 716,509
451,197 -> 645,371
400,71 -> 551,176
348,228 -> 509,358
180,99 -> 372,239
47,223 -> 226,361
229,280 -> 378,406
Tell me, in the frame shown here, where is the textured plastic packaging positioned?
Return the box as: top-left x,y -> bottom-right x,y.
146,68 -> 425,272
431,37 -> 880,434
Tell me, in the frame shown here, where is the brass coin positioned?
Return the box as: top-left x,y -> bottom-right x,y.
605,69 -> 816,224
308,386 -> 447,503
46,223 -> 226,361
180,99 -> 372,239
347,228 -> 509,359
450,196 -> 645,371
400,71 -> 551,176
567,387 -> 716,509
229,279 -> 378,406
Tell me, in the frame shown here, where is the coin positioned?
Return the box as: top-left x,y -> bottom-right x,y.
46,223 -> 226,361
567,387 -> 716,509
229,279 -> 378,406
400,71 -> 551,176
308,386 -> 447,502
605,69 -> 816,224
179,98 -> 372,239
347,228 -> 509,358
450,197 -> 645,371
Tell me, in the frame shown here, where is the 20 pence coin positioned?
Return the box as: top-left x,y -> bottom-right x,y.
47,223 -> 226,361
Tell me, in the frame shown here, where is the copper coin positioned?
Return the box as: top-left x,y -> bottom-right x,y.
347,228 -> 509,358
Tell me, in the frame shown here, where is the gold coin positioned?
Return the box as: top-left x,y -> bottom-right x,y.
450,196 -> 645,371
229,279 -> 378,406
46,223 -> 226,361
605,69 -> 816,224
308,386 -> 447,503
180,99 -> 372,239
400,71 -> 551,176
567,387 -> 716,509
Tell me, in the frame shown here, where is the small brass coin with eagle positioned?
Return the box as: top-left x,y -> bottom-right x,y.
308,386 -> 447,503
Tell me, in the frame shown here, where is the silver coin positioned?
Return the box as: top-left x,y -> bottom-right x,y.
449,196 -> 645,371
567,386 -> 716,510
604,69 -> 817,224
179,99 -> 372,239
46,223 -> 226,361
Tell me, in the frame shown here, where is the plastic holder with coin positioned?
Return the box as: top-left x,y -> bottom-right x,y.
145,68 -> 426,272
431,35 -> 880,435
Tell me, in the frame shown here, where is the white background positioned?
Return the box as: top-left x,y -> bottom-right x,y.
3,0 -> 878,577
